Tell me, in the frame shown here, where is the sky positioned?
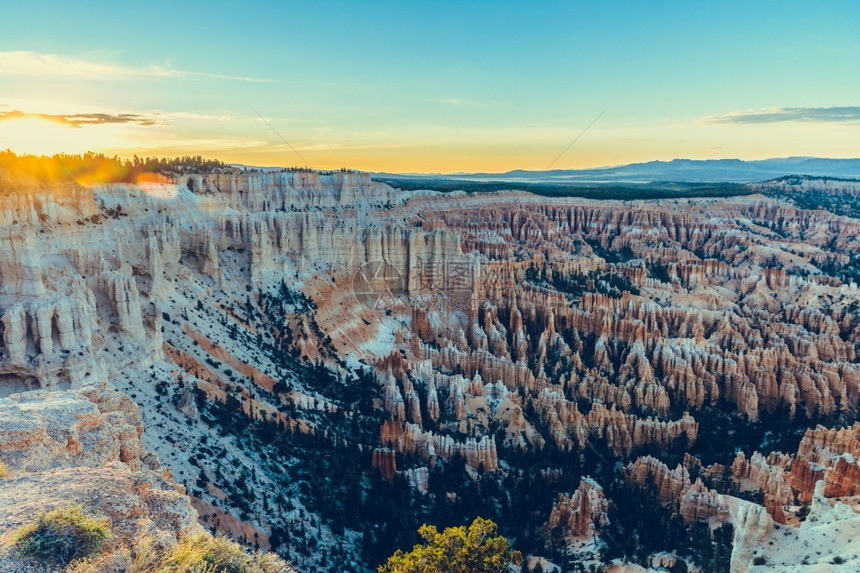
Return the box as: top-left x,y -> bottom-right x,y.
1,0 -> 859,173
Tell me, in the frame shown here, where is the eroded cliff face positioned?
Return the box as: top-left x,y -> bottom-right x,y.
0,171 -> 401,569
1,170 -> 859,571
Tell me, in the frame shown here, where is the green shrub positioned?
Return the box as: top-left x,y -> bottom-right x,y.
752,555 -> 767,565
832,556 -> 845,565
12,504 -> 112,566
379,517 -> 521,573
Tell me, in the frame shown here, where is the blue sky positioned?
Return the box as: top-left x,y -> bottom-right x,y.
1,1 -> 859,172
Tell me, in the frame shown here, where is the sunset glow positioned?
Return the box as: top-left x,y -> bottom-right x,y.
2,1 -> 859,172
0,116 -> 123,157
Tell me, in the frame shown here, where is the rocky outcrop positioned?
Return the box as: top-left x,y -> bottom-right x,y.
0,229 -> 45,297
729,501 -> 773,573
729,423 -> 860,509
380,419 -> 499,472
181,170 -> 397,211
626,456 -> 728,524
0,463 -> 201,555
731,450 -> 795,506
764,495 -> 788,525
0,181 -> 98,227
1,289 -> 103,395
679,479 -> 729,524
0,385 -> 202,567
545,477 -> 609,539
99,270 -> 145,340
371,447 -> 397,481
790,423 -> 860,501
0,385 -> 145,472
1,303 -> 28,365
626,456 -> 692,502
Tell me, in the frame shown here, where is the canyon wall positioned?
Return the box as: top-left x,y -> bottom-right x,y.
1,169 -> 859,571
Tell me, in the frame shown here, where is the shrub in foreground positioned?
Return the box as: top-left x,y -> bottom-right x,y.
379,517 -> 521,573
12,504 -> 112,566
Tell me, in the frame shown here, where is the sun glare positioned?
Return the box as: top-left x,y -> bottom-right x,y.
0,117 -> 117,156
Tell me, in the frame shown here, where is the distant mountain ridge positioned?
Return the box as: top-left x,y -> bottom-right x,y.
375,157 -> 860,184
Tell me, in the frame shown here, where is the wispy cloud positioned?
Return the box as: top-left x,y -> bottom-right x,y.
0,51 -> 280,83
436,97 -> 479,107
0,109 -> 160,128
702,106 -> 860,124
0,109 -> 235,128
434,97 -> 513,107
159,111 -> 234,122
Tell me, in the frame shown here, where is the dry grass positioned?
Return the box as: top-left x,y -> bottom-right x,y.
67,532 -> 290,573
0,461 -> 7,478
11,504 -> 112,566
158,534 -> 288,572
